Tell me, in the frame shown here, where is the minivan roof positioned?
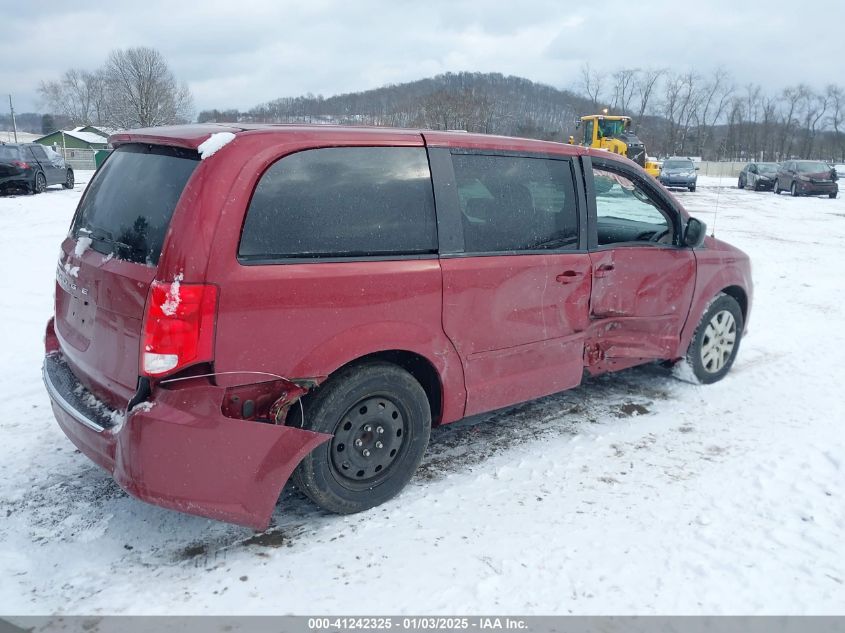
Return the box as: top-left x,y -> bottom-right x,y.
109,123 -> 592,160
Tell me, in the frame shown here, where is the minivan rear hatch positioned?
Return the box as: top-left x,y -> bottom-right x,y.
55,144 -> 200,408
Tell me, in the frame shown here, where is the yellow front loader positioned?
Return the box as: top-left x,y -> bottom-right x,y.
574,115 -> 660,178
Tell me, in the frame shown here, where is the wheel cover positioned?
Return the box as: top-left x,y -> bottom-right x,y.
329,395 -> 408,490
67,172 -> 74,187
700,309 -> 737,373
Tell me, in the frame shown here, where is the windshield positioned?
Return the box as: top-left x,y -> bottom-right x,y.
71,144 -> 199,265
757,163 -> 778,173
598,119 -> 627,138
796,161 -> 831,174
663,160 -> 694,170
0,146 -> 20,160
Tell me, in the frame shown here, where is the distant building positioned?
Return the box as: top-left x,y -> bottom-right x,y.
34,126 -> 110,150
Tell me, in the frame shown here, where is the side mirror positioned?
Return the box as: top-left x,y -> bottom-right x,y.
684,217 -> 707,248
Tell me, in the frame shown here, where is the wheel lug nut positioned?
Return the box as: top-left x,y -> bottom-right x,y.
363,449 -> 371,457
375,441 -> 383,449
376,426 -> 384,434
364,424 -> 372,433
354,439 -> 363,447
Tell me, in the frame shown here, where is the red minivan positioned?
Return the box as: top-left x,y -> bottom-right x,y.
43,124 -> 752,529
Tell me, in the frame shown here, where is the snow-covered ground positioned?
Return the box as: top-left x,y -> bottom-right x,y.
0,175 -> 843,615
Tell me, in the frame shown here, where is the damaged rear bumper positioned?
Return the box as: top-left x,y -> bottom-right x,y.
43,353 -> 331,529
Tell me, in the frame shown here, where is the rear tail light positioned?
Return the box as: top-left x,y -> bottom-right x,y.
12,160 -> 30,170
141,278 -> 218,377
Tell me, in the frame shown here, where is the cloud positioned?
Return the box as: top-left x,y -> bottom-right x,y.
2,0 -> 842,115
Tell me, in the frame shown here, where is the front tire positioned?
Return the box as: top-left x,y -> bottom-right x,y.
773,180 -> 780,194
685,294 -> 744,384
738,175 -> 745,189
688,184 -> 696,192
791,182 -> 799,197
830,192 -> 838,199
291,362 -> 431,514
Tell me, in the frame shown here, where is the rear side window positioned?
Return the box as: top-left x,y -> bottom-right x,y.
239,147 -> 437,260
452,153 -> 579,253
0,146 -> 20,160
71,144 -> 199,265
28,145 -> 49,162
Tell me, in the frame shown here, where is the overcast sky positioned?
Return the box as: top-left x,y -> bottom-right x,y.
3,0 -> 843,115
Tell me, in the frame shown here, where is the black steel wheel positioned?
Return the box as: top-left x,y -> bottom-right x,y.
63,169 -> 74,190
291,361 -> 431,514
329,395 -> 411,489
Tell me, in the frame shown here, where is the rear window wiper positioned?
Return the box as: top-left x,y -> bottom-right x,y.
79,226 -> 133,255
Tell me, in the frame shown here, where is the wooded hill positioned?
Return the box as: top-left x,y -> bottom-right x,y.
200,72 -> 594,142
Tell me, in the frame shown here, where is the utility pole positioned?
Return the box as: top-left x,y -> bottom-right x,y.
8,94 -> 18,143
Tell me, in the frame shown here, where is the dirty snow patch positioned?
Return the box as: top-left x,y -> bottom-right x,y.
160,273 -> 183,316
72,385 -> 126,429
198,132 -> 236,159
73,236 -> 92,258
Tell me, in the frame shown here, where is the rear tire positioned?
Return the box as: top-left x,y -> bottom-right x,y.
62,169 -> 74,190
684,294 -> 744,385
32,172 -> 46,195
291,362 -> 431,514
773,180 -> 780,194
791,182 -> 799,197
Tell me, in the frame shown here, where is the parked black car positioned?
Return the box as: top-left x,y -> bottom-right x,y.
0,142 -> 75,194
738,162 -> 779,191
774,160 -> 838,198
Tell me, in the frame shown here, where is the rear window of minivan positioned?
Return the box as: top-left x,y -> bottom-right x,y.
239,146 -> 437,261
71,144 -> 199,265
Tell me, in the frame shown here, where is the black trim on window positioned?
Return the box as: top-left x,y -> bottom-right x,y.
586,155 -> 685,250
444,149 -> 585,256
237,145 -> 438,266
428,147 -> 464,256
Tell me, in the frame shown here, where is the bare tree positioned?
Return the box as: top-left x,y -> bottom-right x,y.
102,47 -> 193,128
694,68 -> 733,157
38,69 -> 107,126
610,68 -> 639,114
828,85 -> 845,161
579,63 -> 606,109
800,87 -> 828,158
633,68 -> 665,119
661,71 -> 701,155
